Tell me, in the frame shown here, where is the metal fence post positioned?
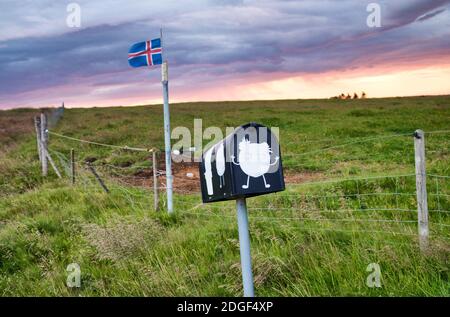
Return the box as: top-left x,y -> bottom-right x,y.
34,116 -> 42,162
414,129 -> 429,251
71,149 -> 75,185
40,113 -> 48,176
153,150 -> 159,211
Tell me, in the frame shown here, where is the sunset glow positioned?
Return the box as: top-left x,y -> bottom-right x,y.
0,0 -> 449,109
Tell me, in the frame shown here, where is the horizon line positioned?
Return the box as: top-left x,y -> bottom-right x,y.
2,93 -> 449,112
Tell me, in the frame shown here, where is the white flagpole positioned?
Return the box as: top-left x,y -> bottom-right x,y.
160,28 -> 174,214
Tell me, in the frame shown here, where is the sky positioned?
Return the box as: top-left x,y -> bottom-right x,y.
0,0 -> 449,109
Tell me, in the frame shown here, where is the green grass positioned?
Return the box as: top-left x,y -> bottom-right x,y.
0,96 -> 449,296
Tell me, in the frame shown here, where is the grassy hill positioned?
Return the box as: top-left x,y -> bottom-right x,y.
0,96 -> 449,296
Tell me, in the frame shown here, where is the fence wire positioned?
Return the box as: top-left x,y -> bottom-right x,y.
29,120 -> 449,243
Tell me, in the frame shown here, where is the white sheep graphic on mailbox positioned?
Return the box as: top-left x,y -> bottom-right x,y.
231,138 -> 279,189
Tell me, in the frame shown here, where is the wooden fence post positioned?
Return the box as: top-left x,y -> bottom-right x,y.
414,129 -> 429,252
38,112 -> 61,178
34,116 -> 42,162
86,162 -> 109,193
46,151 -> 62,179
40,113 -> 48,176
153,150 -> 159,211
71,149 -> 75,185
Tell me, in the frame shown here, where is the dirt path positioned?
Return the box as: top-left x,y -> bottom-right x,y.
124,158 -> 325,194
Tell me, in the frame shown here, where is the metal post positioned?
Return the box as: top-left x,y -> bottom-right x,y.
40,113 -> 48,176
162,61 -> 173,214
34,116 -> 42,162
71,149 -> 75,185
414,130 -> 429,251
236,198 -> 255,297
153,150 -> 159,211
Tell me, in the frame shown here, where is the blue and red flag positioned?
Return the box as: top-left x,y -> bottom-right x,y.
128,38 -> 162,68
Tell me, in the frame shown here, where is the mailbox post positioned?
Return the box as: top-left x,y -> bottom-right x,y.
236,198 -> 254,297
199,122 -> 285,297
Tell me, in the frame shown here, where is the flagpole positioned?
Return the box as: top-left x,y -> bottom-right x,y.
160,28 -> 174,214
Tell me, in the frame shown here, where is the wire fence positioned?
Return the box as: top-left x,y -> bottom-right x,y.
45,152 -> 450,241
28,108 -> 450,246
48,131 -> 155,153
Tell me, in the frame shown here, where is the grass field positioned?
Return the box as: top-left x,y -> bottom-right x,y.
0,96 -> 449,296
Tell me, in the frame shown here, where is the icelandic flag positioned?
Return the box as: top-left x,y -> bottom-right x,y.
128,38 -> 162,68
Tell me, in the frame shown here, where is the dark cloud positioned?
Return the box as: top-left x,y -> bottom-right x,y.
416,8 -> 446,21
0,0 -> 449,107
381,0 -> 450,28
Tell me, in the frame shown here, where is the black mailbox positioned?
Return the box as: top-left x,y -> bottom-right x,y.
200,122 -> 285,203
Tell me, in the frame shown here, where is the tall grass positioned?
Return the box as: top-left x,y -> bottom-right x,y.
0,96 -> 449,296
